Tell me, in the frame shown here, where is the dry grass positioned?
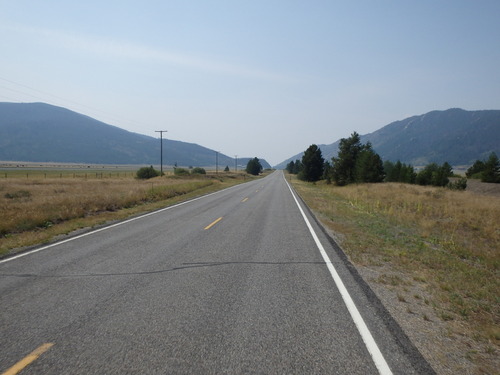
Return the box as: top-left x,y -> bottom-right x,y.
0,172 -> 249,255
291,177 -> 499,372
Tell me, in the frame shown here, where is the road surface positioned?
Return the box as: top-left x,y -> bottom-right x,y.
0,171 -> 434,374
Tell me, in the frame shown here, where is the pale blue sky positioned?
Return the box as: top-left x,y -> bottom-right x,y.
1,1 -> 499,165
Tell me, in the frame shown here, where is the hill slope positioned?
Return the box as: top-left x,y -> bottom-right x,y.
0,102 -> 270,168
275,108 -> 500,168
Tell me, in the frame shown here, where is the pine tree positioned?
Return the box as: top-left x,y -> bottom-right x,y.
331,132 -> 363,186
293,159 -> 302,174
466,160 -> 486,178
299,144 -> 324,182
383,160 -> 415,183
246,157 -> 263,176
416,163 -> 437,185
433,162 -> 453,186
323,161 -> 332,184
384,160 -> 396,182
416,162 -> 453,186
355,146 -> 385,183
400,163 -> 416,184
481,152 -> 500,183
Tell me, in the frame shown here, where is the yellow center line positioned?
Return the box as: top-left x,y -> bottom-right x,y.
2,343 -> 54,375
241,197 -> 249,202
204,217 -> 223,230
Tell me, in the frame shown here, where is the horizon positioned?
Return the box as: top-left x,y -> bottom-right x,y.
1,101 -> 499,168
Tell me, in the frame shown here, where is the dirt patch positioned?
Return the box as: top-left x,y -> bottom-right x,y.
356,265 -> 497,374
463,179 -> 500,197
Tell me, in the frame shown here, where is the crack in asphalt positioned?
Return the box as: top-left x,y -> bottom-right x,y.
0,260 -> 328,278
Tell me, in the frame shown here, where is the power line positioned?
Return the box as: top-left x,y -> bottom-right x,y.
0,84 -> 48,102
0,91 -> 26,102
0,76 -> 147,130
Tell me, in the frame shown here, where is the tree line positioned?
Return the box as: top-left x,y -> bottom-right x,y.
465,152 -> 500,183
136,157 -> 266,179
286,132 -> 500,187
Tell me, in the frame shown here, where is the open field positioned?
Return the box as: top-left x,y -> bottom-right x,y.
0,169 -> 256,256
0,161 -> 193,179
291,176 -> 499,374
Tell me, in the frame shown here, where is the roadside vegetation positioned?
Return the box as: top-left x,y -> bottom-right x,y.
0,169 -> 257,256
285,132 -> 499,372
288,132 -> 499,189
290,177 -> 499,373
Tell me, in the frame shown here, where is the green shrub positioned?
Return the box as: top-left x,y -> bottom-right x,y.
4,190 -> 31,199
191,167 -> 206,175
448,177 -> 467,191
174,168 -> 190,176
136,166 -> 160,179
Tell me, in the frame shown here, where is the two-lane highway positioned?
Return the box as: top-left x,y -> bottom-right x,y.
0,171 -> 434,374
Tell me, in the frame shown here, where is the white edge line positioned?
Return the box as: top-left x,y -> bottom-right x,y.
283,174 -> 393,375
0,183 -> 243,264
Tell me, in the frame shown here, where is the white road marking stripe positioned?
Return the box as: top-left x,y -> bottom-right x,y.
284,175 -> 393,375
0,183 -> 243,264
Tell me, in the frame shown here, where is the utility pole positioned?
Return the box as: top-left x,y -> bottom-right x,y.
235,155 -> 238,172
155,130 -> 167,176
215,151 -> 219,174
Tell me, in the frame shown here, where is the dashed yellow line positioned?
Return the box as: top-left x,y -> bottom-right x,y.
241,197 -> 249,202
2,343 -> 54,375
204,217 -> 223,230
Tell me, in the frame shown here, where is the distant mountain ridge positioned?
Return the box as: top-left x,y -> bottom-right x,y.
0,102 -> 271,169
275,108 -> 500,169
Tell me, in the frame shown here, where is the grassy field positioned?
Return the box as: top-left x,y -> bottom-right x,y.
290,176 -> 499,373
0,170 -> 254,256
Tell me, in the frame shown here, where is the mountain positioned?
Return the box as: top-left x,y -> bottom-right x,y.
0,102 -> 271,169
275,108 -> 500,169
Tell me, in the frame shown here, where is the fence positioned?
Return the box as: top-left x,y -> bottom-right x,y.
1,171 -> 136,179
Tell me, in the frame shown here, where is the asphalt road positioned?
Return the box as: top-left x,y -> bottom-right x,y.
0,171 -> 434,374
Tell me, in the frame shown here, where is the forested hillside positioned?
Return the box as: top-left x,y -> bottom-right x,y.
276,108 -> 500,168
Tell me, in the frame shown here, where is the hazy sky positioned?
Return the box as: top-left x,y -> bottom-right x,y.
1,1 -> 499,165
